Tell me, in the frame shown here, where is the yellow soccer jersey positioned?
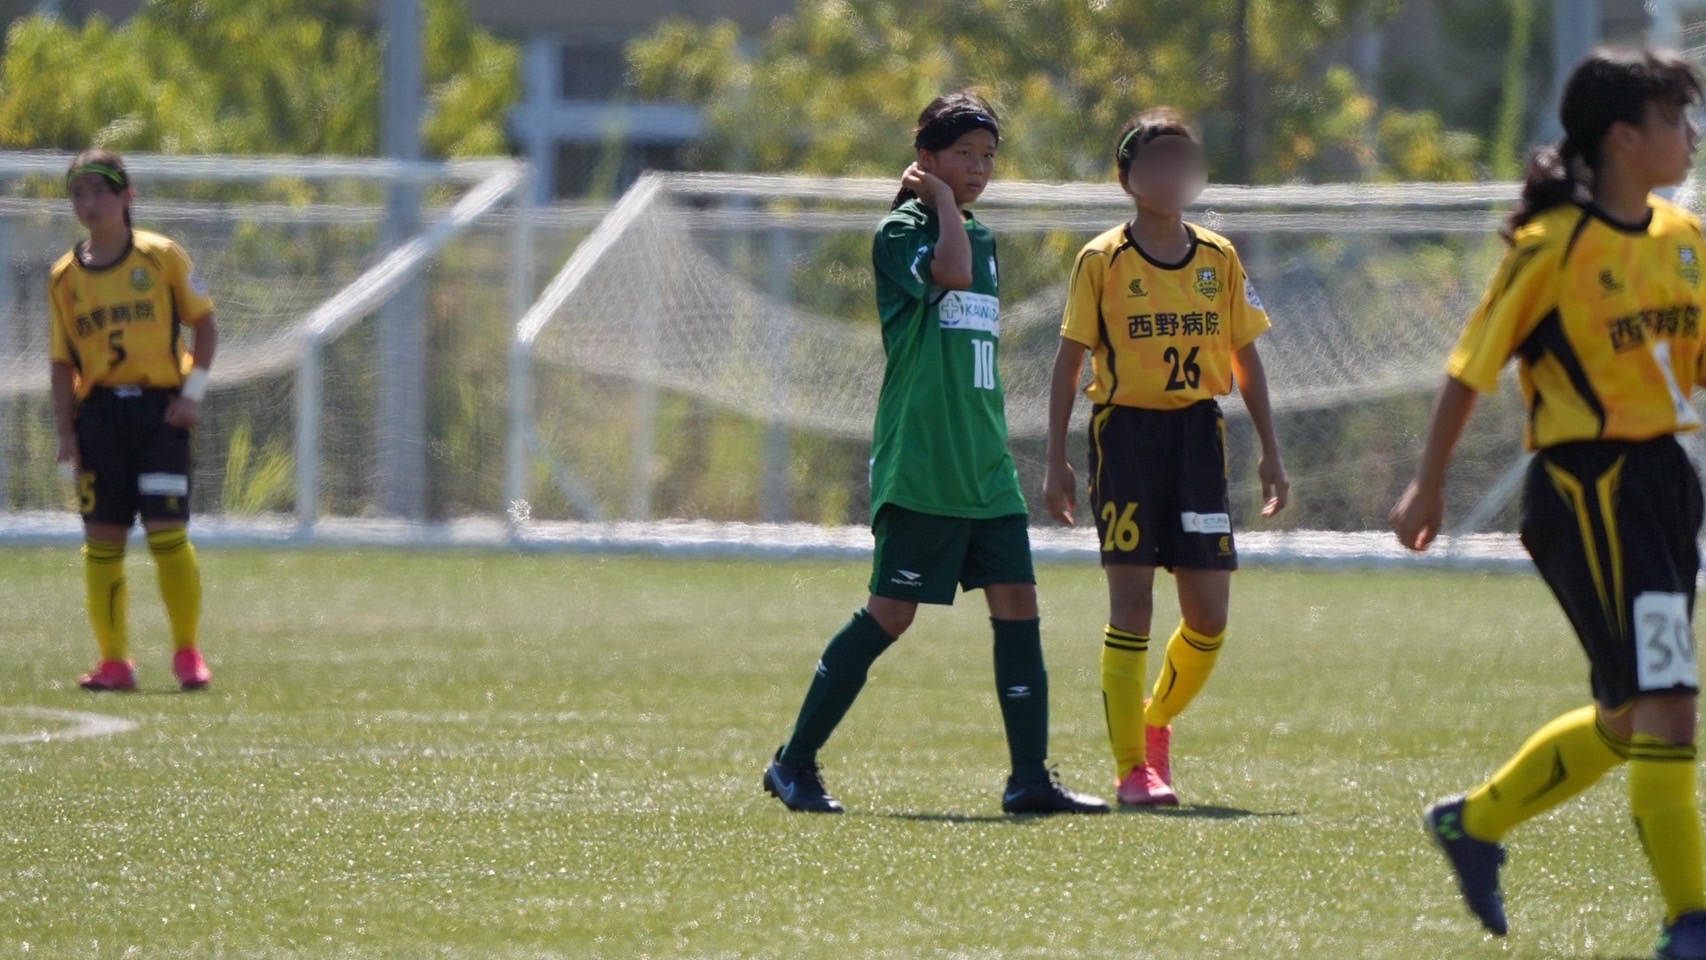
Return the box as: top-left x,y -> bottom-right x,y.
1061,222 -> 1271,410
1449,198 -> 1706,450
47,229 -> 214,401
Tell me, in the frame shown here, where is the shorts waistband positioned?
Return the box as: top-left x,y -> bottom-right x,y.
88,384 -> 175,399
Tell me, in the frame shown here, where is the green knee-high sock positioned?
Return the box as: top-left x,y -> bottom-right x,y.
779,609 -> 896,764
993,617 -> 1049,781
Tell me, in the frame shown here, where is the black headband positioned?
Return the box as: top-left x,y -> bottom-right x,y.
915,111 -> 1001,151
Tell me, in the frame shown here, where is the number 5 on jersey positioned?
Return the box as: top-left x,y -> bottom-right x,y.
971,339 -> 996,390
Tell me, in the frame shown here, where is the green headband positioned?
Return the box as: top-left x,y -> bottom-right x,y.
1117,128 -> 1142,159
67,162 -> 127,188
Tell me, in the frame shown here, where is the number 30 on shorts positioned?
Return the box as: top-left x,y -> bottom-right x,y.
1635,591 -> 1699,692
1099,501 -> 1140,553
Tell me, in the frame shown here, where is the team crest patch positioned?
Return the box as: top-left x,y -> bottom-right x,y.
1682,245 -> 1700,287
130,268 -> 153,293
1194,267 -> 1221,299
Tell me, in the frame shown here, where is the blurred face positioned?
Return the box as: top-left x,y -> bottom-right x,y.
69,172 -> 130,235
1123,133 -> 1206,215
1610,98 -> 1692,187
919,128 -> 998,206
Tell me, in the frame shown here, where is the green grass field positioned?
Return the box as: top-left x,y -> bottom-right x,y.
0,546 -> 1680,958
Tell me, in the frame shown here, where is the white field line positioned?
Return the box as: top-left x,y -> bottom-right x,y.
0,706 -> 138,746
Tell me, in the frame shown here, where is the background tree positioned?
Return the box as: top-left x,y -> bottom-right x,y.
627,0 -> 1483,185
0,0 -> 519,157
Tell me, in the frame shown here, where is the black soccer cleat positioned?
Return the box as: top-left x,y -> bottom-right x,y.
1001,769 -> 1110,815
763,748 -> 844,814
1657,910 -> 1706,960
1425,795 -> 1509,937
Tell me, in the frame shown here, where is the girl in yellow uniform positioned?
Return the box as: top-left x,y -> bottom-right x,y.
1393,50 -> 1706,957
48,150 -> 218,692
1044,108 -> 1288,807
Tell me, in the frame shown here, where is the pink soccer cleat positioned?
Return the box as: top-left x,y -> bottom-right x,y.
78,660 -> 138,692
1146,718 -> 1173,789
172,648 -> 211,691
1116,763 -> 1178,807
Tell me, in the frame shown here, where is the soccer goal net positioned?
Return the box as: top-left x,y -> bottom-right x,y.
0,151 -> 535,541
511,171 -> 1681,565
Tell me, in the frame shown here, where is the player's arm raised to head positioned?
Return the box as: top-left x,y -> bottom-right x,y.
898,163 -> 973,290
927,205 -> 973,290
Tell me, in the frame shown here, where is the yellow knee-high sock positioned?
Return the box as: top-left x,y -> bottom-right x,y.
1630,735 -> 1706,923
83,540 -> 128,662
1101,625 -> 1149,778
1461,705 -> 1627,842
147,529 -> 201,652
1144,622 -> 1223,728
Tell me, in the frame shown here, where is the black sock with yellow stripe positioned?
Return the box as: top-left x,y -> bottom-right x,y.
1101,625 -> 1149,778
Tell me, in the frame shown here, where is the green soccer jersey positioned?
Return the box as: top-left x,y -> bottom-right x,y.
867,199 -> 1027,522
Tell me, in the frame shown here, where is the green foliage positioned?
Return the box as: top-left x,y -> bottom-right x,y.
218,419 -> 294,516
627,0 -> 1479,184
0,0 -> 519,157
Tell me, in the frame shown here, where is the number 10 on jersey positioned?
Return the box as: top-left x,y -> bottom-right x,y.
971,339 -> 996,390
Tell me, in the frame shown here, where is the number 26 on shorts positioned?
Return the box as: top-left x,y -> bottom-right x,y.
1636,591 -> 1699,692
1099,501 -> 1140,553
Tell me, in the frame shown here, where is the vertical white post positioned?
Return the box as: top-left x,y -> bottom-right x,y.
1541,1 -> 1602,142
629,216 -> 660,521
521,37 -> 560,207
377,0 -> 426,520
294,340 -> 322,531
761,225 -> 793,522
504,167 -> 537,529
0,216 -> 12,510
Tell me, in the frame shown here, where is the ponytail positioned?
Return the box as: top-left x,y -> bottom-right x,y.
1504,47 -> 1704,242
1503,139 -> 1584,242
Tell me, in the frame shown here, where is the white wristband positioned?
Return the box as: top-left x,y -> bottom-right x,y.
181,368 -> 210,402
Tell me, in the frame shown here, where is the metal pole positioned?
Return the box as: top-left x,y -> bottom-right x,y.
629,216 -> 661,521
762,225 -> 792,522
377,0 -> 426,520
294,341 -> 321,531
1540,1 -> 1602,143
0,220 -> 13,510
504,165 -> 537,528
